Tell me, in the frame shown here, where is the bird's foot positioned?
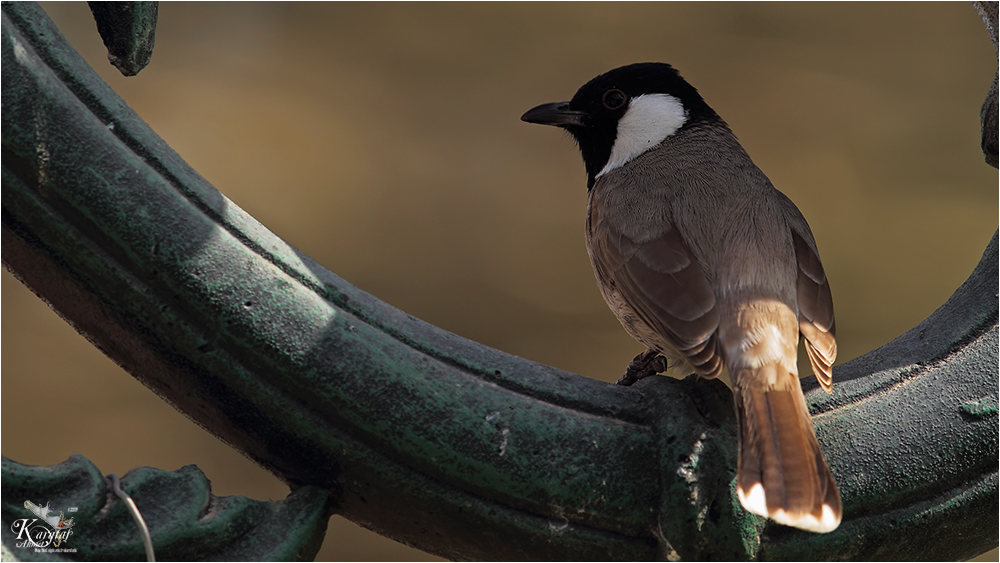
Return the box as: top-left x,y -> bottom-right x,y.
616,349 -> 669,386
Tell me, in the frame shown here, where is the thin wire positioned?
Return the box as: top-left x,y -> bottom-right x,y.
108,473 -> 156,562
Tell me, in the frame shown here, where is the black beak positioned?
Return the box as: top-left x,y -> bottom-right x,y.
521,101 -> 589,127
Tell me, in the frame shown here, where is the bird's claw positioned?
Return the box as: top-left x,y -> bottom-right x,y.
616,350 -> 668,386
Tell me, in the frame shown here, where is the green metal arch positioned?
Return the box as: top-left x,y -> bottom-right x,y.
2,2 -> 997,560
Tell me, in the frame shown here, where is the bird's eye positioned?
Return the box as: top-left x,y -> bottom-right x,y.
602,89 -> 627,110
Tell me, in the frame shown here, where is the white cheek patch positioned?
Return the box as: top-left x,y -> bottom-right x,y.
597,93 -> 688,178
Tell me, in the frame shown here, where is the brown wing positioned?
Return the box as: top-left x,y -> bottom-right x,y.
791,230 -> 837,392
591,211 -> 722,377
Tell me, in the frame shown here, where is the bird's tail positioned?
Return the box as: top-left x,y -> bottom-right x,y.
733,365 -> 841,533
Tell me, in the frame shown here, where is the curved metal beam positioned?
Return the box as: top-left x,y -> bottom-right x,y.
2,2 -> 996,560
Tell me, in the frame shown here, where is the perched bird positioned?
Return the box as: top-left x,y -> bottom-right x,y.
522,62 -> 841,533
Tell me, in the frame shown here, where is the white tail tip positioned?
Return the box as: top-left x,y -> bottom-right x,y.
738,483 -> 842,533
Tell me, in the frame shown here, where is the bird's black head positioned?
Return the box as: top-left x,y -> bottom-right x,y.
522,62 -> 719,189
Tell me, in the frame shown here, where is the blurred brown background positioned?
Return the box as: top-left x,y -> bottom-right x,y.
4,2 -> 997,560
